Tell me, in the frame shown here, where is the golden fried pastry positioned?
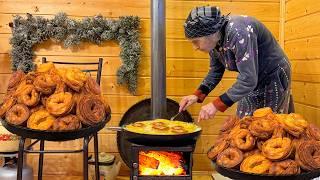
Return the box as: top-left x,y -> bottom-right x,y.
82,76 -> 101,95
253,107 -> 273,118
281,113 -> 308,137
228,124 -> 241,138
151,121 -> 166,127
243,149 -> 261,158
152,124 -> 169,131
30,105 -> 45,114
40,95 -> 49,107
7,70 -> 25,91
238,116 -> 254,129
262,137 -> 292,161
76,95 -> 106,125
220,115 -> 240,133
256,140 -> 265,151
17,84 -> 40,107
240,154 -> 272,174
132,122 -> 146,128
249,118 -> 277,139
27,109 -> 55,130
295,140 -> 320,171
5,104 -> 30,125
271,126 -> 286,139
305,124 -> 320,141
215,133 -> 230,146
170,125 -> 188,134
269,159 -> 300,175
54,82 -> 67,94
151,121 -> 170,131
46,92 -> 74,116
58,68 -> 87,92
0,97 -> 16,118
207,140 -> 229,160
217,148 -> 243,168
34,74 -> 56,95
231,129 -> 255,151
36,62 -> 55,73
52,115 -> 81,131
24,72 -> 39,84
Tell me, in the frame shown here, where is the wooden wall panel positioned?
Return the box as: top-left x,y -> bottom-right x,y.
0,14 -> 279,39
0,0 -> 280,178
285,0 -> 320,122
286,0 -> 320,21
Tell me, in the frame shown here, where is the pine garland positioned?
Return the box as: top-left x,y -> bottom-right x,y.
9,13 -> 142,94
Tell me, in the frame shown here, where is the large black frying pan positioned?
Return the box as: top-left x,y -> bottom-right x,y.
116,98 -> 199,168
108,121 -> 201,146
214,162 -> 320,180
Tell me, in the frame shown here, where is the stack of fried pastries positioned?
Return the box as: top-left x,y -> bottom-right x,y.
0,62 -> 111,131
208,107 -> 320,175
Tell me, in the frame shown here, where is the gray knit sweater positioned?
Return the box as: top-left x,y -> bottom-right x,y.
197,15 -> 289,108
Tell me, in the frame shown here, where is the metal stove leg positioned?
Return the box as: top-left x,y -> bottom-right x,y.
83,136 -> 89,180
38,140 -> 45,180
94,133 -> 100,180
17,138 -> 25,180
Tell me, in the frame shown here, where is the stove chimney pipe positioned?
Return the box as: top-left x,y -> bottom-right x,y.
151,0 -> 166,119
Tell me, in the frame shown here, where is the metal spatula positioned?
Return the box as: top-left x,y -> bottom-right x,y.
170,111 -> 182,120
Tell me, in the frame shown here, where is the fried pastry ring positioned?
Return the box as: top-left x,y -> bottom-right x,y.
46,92 -> 74,116
27,109 -> 55,130
261,137 -> 292,161
216,147 -> 243,168
5,104 -> 30,125
240,154 -> 272,174
231,129 -> 255,151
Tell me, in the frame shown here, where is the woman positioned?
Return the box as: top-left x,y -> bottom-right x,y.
179,6 -> 291,121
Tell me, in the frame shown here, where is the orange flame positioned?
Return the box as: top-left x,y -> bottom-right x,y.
139,151 -> 187,176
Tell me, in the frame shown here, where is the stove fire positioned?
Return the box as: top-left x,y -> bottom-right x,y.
139,151 -> 187,176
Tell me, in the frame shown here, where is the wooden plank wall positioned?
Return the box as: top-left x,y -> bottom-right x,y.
0,0 -> 280,178
285,0 -> 320,123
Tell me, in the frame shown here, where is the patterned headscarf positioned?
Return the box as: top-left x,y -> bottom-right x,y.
184,6 -> 228,39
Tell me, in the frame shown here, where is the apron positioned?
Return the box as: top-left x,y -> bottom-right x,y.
236,58 -> 291,118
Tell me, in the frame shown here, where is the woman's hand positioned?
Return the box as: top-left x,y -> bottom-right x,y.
179,95 -> 198,112
198,103 -> 218,122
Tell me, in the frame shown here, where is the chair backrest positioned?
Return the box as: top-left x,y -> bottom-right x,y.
41,57 -> 103,85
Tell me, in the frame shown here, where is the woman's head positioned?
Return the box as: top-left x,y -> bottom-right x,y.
184,6 -> 226,52
190,32 -> 221,52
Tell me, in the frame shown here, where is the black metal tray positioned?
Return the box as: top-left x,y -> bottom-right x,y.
0,114 -> 111,141
214,162 -> 320,180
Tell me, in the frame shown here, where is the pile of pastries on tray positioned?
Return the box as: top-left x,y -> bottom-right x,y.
0,62 -> 111,131
208,107 -> 320,175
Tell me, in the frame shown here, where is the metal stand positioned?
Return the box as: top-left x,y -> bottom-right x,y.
16,133 -> 100,180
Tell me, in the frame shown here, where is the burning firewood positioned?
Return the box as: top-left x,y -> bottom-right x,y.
139,151 -> 187,176
139,154 -> 160,169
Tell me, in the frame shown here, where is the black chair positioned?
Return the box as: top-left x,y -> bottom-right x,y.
17,57 -> 104,180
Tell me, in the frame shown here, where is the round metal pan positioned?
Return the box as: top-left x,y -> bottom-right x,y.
116,98 -> 197,168
214,162 -> 320,180
0,113 -> 111,141
109,124 -> 201,146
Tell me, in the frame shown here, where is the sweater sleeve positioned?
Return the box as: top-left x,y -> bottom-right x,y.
213,28 -> 259,112
194,50 -> 225,103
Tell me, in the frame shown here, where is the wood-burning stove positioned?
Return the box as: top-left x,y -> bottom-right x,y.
130,144 -> 195,180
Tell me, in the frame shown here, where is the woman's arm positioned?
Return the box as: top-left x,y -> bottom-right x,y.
214,28 -> 259,111
194,49 -> 225,102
